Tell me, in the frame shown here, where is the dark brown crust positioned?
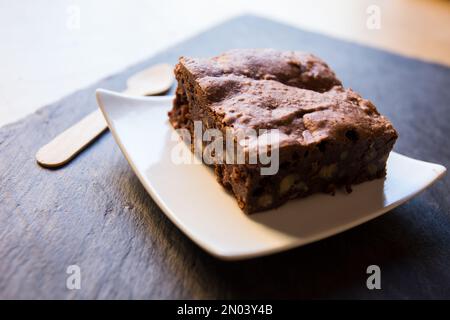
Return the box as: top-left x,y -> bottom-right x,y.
168,49 -> 398,213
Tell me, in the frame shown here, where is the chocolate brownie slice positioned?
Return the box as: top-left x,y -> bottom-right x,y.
169,49 -> 398,213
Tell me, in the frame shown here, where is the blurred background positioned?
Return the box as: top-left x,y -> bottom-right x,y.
1,0 -> 449,126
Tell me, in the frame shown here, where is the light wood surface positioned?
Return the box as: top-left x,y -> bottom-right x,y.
278,0 -> 450,66
35,64 -> 174,168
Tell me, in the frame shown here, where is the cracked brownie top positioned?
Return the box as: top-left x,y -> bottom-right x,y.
180,48 -> 341,93
177,48 -> 397,147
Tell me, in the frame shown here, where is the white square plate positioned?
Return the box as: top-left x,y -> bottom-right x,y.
96,89 -> 446,260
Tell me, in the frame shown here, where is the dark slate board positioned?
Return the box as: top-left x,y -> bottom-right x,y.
1,15 -> 449,299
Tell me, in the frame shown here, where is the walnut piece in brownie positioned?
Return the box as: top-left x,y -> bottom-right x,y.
168,49 -> 398,213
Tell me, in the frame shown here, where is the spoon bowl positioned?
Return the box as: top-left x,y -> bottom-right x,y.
125,64 -> 174,96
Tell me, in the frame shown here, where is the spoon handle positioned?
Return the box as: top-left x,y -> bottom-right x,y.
35,63 -> 173,169
36,109 -> 108,168
35,86 -> 138,168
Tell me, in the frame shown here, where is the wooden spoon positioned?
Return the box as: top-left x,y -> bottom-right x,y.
36,63 -> 174,168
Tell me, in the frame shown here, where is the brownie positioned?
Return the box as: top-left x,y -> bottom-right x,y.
168,49 -> 398,213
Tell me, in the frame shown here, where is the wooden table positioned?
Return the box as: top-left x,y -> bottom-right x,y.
1,15 -> 449,299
